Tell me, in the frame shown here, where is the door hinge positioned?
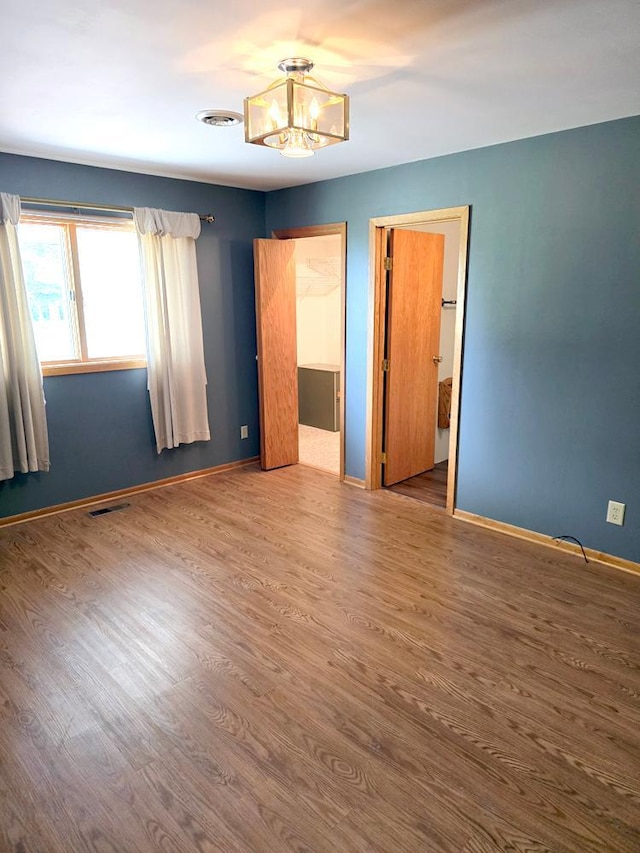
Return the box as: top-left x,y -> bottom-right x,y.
382,358 -> 389,372
384,257 -> 392,271
380,451 -> 387,464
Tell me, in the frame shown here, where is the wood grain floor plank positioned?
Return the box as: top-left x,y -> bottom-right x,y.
388,459 -> 448,508
1,463 -> 638,851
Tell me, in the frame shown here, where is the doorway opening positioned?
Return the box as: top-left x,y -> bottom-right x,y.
365,207 -> 469,513
256,223 -> 346,479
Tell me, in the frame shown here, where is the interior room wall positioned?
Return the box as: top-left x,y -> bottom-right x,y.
3,119 -> 639,565
398,220 -> 460,464
294,235 -> 342,366
0,152 -> 264,519
265,116 -> 640,563
323,286 -> 342,366
296,287 -> 341,366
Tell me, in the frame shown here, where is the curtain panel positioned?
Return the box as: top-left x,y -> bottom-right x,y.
134,207 -> 210,453
0,192 -> 50,481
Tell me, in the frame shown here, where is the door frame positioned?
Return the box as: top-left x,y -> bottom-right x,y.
272,222 -> 347,483
365,206 -> 470,513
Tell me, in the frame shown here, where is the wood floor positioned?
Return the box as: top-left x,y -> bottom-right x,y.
387,460 -> 448,508
1,463 -> 639,852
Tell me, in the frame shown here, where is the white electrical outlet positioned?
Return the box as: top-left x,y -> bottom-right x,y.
606,500 -> 625,526
240,425 -> 249,439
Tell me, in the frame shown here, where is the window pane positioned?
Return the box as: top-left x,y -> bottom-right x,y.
76,228 -> 146,360
18,223 -> 78,361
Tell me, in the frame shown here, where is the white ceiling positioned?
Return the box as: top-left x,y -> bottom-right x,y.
1,0 -> 638,192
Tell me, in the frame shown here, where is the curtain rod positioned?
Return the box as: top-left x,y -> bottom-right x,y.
20,196 -> 215,223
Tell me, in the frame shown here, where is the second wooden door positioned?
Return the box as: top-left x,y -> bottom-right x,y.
383,229 -> 445,486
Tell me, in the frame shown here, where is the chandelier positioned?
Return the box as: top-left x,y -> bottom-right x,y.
244,58 -> 349,158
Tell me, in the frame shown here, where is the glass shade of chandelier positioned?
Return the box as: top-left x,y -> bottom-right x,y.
244,58 -> 349,158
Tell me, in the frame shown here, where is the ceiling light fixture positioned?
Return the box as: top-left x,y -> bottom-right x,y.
244,58 -> 349,158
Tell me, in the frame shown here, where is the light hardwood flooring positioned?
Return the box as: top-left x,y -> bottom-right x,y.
387,460 -> 448,508
0,463 -> 639,852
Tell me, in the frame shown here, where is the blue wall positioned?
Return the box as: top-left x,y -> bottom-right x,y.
0,153 -> 264,517
2,118 -> 639,564
266,116 -> 640,563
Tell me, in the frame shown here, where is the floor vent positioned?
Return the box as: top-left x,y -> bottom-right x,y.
88,502 -> 132,517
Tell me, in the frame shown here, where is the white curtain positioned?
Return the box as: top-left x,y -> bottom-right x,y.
0,192 -> 50,481
134,207 -> 210,453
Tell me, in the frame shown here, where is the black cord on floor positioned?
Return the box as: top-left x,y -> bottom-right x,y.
553,535 -> 589,563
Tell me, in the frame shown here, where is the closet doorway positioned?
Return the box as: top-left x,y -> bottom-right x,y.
253,223 -> 346,480
366,207 -> 469,512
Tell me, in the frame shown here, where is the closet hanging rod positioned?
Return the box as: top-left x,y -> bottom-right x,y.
20,196 -> 215,223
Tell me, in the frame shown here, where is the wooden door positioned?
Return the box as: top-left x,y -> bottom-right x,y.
383,229 -> 444,486
254,239 -> 298,470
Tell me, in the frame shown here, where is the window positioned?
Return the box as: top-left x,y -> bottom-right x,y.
18,213 -> 146,375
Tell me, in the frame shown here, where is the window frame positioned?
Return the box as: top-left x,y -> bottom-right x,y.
19,212 -> 147,376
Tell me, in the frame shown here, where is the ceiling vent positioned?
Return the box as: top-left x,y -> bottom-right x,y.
196,110 -> 244,127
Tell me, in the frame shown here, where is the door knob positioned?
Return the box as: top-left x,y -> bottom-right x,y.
432,355 -> 443,364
